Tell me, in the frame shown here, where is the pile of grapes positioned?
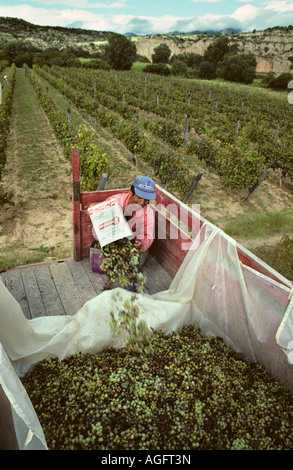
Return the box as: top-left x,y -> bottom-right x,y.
21,325 -> 293,450
92,238 -> 146,293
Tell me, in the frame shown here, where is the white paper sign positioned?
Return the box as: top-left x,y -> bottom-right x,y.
88,198 -> 134,248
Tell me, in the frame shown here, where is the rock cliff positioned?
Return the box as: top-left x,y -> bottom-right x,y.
133,29 -> 293,75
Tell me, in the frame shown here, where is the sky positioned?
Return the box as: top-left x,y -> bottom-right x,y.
0,0 -> 293,35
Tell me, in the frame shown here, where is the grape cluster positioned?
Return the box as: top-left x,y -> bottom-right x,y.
21,325 -> 293,450
92,238 -> 146,293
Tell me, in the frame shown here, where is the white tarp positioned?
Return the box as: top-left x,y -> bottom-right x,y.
0,223 -> 292,449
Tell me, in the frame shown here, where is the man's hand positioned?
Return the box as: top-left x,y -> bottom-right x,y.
133,239 -> 142,250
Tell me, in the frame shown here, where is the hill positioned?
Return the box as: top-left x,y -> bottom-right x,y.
0,17 -> 292,75
0,16 -> 111,49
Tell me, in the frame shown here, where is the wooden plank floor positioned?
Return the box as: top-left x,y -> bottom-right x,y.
0,256 -> 173,320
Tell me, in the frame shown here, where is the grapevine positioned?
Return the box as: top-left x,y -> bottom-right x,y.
27,69 -> 111,191
92,238 -> 147,294
33,64 -> 293,194
0,64 -> 16,205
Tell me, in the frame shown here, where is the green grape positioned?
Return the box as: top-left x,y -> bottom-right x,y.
21,325 -> 293,451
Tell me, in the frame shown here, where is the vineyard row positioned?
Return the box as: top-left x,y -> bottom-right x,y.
0,64 -> 16,205
33,65 -> 293,195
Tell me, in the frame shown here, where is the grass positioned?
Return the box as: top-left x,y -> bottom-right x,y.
251,236 -> 293,281
223,209 -> 293,239
0,244 -> 52,271
0,68 -> 73,271
0,243 -> 72,271
222,210 -> 293,281
132,61 -> 149,72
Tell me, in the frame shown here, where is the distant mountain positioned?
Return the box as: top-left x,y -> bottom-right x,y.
66,21 -> 84,29
190,28 -> 242,34
168,28 -> 242,35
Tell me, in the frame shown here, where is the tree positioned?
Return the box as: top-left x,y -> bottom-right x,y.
204,36 -> 239,65
268,72 -> 293,90
199,60 -> 217,79
171,59 -> 188,77
197,36 -> 240,80
216,53 -> 257,84
14,52 -> 33,68
103,34 -> 137,71
152,43 -> 171,64
143,63 -> 170,76
170,52 -> 202,68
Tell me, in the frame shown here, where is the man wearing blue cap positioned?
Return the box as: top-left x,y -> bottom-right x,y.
124,176 -> 156,255
90,176 -> 156,290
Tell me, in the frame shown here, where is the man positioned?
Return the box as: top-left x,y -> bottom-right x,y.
90,176 -> 157,290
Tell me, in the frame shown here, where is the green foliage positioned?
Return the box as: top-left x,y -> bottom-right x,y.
93,238 -> 146,293
170,36 -> 256,84
268,72 -> 293,90
110,292 -> 151,353
224,210 -> 293,239
35,63 -> 293,195
32,47 -> 84,68
186,137 -> 217,168
261,71 -> 276,85
76,125 -> 111,191
171,59 -> 188,77
28,69 -> 110,191
82,58 -> 110,70
196,36 -> 240,80
252,235 -> 293,281
0,64 -> 16,204
203,36 -> 238,64
0,183 -> 13,206
170,52 -> 202,68
143,118 -> 183,148
135,54 -> 150,63
103,34 -> 137,71
199,60 -> 216,79
151,43 -> 172,64
143,63 -> 171,76
152,150 -> 194,196
217,53 -> 257,84
215,144 -> 265,190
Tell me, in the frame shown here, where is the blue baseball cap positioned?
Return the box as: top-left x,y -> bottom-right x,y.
133,176 -> 156,200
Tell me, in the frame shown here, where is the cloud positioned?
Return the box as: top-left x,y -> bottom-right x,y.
0,5 -> 101,28
18,0 -> 127,8
264,0 -> 293,12
191,0 -> 222,3
1,1 -> 293,34
232,4 -> 259,22
123,17 -> 153,34
172,14 -> 241,33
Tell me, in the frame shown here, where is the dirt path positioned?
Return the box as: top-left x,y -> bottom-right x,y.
0,68 -> 73,270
